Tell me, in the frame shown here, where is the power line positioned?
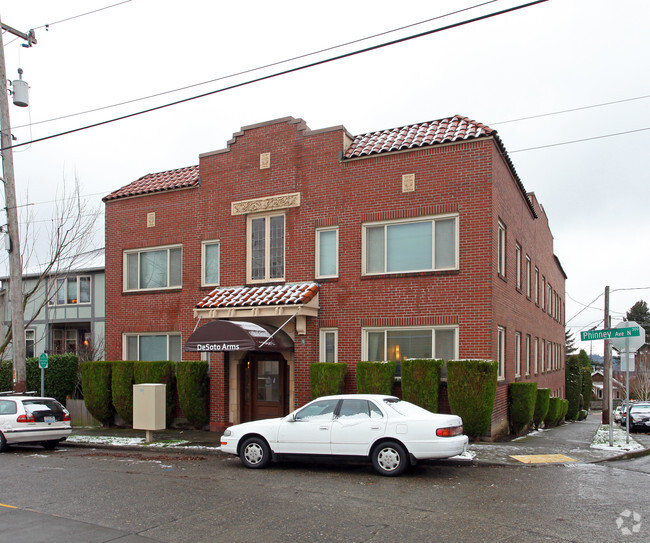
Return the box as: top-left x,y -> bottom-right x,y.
33,0 -> 133,30
13,0 -> 500,131
2,0 -> 549,152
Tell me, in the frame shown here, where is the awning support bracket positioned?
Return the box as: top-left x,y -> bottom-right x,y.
259,309 -> 300,348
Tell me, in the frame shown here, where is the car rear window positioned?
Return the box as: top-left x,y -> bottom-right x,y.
22,400 -> 64,414
631,405 -> 650,414
383,399 -> 432,417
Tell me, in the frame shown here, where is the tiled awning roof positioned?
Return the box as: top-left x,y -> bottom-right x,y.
343,115 -> 494,159
197,282 -> 319,309
103,165 -> 199,201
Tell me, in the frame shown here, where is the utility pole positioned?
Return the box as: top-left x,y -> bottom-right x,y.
0,15 -> 36,393
603,285 -> 613,445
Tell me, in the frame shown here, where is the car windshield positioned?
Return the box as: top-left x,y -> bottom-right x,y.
383,399 -> 432,417
631,405 -> 650,414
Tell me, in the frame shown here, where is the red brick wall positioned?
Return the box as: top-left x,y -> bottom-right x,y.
105,117 -> 566,437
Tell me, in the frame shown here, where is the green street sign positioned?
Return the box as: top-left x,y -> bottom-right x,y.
39,353 -> 49,369
580,327 -> 640,342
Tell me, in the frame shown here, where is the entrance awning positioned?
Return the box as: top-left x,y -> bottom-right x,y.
184,320 -> 294,353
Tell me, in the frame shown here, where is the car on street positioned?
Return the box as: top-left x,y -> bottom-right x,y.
614,405 -> 623,424
627,402 -> 650,432
220,394 -> 468,476
0,393 -> 72,451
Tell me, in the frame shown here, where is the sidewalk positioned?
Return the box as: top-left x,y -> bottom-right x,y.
64,412 -> 650,466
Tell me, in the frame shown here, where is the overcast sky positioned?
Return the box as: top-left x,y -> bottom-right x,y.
2,0 -> 649,356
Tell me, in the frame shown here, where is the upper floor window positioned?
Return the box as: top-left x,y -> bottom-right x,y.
498,221 -> 506,277
125,245 -> 182,291
525,256 -> 531,298
535,267 -> 540,305
125,333 -> 182,361
248,213 -> 284,282
201,240 -> 220,287
51,276 -> 91,305
515,243 -> 522,290
363,215 -> 458,276
515,331 -> 522,377
316,227 -> 338,279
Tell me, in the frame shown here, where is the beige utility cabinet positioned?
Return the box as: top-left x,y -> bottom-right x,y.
133,383 -> 166,432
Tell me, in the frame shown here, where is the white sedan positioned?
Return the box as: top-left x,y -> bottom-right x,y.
221,394 -> 468,476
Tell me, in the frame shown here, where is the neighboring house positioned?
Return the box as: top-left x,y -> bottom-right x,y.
103,115 -> 566,437
0,248 -> 105,361
591,370 -> 624,407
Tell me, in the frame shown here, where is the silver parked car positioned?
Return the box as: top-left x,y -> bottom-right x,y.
0,393 -> 72,451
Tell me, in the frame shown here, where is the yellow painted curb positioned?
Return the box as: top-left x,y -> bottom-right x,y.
0,503 -> 17,509
510,454 -> 577,464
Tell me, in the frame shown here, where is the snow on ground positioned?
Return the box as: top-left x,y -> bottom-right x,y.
590,425 -> 645,452
66,435 -> 221,451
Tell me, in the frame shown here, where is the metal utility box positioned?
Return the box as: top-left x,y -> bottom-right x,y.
133,383 -> 166,431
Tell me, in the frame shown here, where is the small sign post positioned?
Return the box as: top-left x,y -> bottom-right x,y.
39,353 -> 48,397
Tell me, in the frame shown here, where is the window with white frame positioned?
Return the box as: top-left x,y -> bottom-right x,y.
316,227 -> 338,278
497,326 -> 506,380
547,284 -> 553,315
50,276 -> 91,305
363,326 -> 457,362
547,341 -> 552,371
515,243 -> 522,290
541,339 -> 546,372
525,334 -> 531,376
363,215 -> 458,275
319,328 -> 338,363
248,213 -> 285,282
201,240 -> 220,286
534,337 -> 539,374
125,245 -> 182,291
25,329 -> 35,358
542,277 -> 546,310
125,333 -> 182,361
498,221 -> 506,277
515,332 -> 522,377
535,267 -> 539,304
526,256 -> 531,298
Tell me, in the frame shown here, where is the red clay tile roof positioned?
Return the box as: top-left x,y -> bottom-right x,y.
197,282 -> 319,309
343,115 -> 495,159
103,165 -> 199,201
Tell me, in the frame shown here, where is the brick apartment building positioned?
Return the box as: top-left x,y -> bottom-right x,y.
103,115 -> 566,436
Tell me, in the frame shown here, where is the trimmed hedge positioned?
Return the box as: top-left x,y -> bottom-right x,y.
559,399 -> 569,423
544,397 -> 561,427
112,361 -> 134,425
533,388 -> 551,429
176,361 -> 209,428
356,361 -> 396,395
134,361 -> 176,422
509,382 -> 538,435
81,361 -> 114,424
401,359 -> 443,412
310,363 -> 347,399
565,354 -> 582,420
447,360 -> 498,439
1,355 -> 79,403
0,360 -> 11,391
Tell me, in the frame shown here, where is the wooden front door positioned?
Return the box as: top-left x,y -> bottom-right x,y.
240,352 -> 288,422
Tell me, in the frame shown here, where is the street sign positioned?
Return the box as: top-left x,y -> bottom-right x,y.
611,321 -> 645,353
580,326 -> 640,342
39,353 -> 48,369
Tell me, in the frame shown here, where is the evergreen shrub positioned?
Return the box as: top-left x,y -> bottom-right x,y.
447,360 -> 498,439
509,382 -> 538,435
23,354 -> 79,403
80,361 -> 114,424
565,354 -> 582,420
533,388 -> 550,429
176,361 -> 209,428
310,363 -> 347,398
0,360 -> 11,391
356,361 -> 396,395
112,361 -> 134,425
401,359 -> 443,412
544,397 -> 561,427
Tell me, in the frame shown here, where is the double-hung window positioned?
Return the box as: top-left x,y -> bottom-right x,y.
498,221 -> 506,277
319,328 -> 338,363
316,227 -> 338,278
201,240 -> 220,286
125,245 -> 182,291
515,243 -> 522,290
25,329 -> 35,358
248,213 -> 284,282
363,326 -> 457,362
363,215 -> 458,275
515,332 -> 522,377
497,326 -> 506,380
51,276 -> 91,305
125,333 -> 182,361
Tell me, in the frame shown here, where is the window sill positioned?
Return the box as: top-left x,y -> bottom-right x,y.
361,269 -> 459,281
123,287 -> 183,295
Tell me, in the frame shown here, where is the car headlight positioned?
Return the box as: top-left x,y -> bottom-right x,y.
223,429 -> 232,437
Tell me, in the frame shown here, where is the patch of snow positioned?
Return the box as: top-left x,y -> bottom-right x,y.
451,450 -> 475,460
590,425 -> 645,452
67,435 -> 146,446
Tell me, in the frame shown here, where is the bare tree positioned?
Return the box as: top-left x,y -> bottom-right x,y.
0,177 -> 101,367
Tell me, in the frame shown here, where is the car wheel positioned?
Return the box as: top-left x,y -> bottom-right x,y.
371,441 -> 409,476
41,440 -> 61,450
0,432 -> 6,453
239,437 -> 272,469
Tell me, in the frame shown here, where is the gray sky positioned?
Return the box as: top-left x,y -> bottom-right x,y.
2,0 -> 650,356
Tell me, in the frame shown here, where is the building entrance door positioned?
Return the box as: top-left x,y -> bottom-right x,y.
239,352 -> 288,422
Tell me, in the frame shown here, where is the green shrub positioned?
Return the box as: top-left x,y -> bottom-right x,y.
0,360 -> 13,391
509,382 -> 538,435
580,367 -> 592,411
544,397 -> 561,427
533,388 -> 550,429
20,354 -> 79,403
559,399 -> 569,423
134,361 -> 175,424
447,360 -> 498,439
80,361 -> 114,424
112,361 -> 134,425
310,363 -> 347,398
356,361 -> 396,395
401,359 -> 443,412
565,354 -> 582,420
176,361 -> 209,428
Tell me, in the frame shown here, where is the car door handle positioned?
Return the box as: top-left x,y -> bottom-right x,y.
371,426 -> 380,430
319,426 -> 329,430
